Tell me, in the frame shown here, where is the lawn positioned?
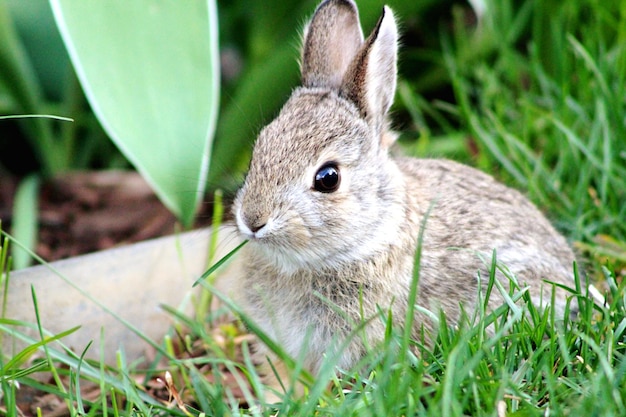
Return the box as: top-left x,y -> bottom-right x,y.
1,0 -> 625,415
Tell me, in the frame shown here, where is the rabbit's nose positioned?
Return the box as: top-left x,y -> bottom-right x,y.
237,207 -> 268,237
247,218 -> 266,233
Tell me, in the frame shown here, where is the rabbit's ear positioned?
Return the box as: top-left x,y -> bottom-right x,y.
340,6 -> 398,134
301,0 -> 364,89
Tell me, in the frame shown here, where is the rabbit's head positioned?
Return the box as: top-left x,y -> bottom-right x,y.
234,0 -> 405,273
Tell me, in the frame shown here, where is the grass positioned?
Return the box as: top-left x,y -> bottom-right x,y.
1,235 -> 624,416
1,0 -> 626,415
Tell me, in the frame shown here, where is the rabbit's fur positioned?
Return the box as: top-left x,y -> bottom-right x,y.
233,0 -> 578,389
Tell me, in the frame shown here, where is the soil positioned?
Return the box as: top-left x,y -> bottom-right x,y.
0,170 -> 219,263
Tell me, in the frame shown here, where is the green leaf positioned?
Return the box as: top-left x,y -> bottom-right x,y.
50,0 -> 220,227
10,174 -> 39,270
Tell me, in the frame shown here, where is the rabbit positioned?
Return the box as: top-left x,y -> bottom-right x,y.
231,0 -> 579,397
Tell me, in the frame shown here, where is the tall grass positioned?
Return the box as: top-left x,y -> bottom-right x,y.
401,0 -> 626,273
5,234 -> 623,415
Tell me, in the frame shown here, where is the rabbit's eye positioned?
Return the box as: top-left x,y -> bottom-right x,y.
314,163 -> 341,193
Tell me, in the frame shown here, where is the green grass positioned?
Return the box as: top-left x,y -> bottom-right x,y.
1,0 -> 626,415
398,0 -> 626,274
1,235 -> 624,416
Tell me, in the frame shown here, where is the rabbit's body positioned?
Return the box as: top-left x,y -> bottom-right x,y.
233,0 -> 577,386
238,149 -> 575,375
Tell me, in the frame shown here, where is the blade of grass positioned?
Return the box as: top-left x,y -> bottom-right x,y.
10,174 -> 39,270
0,114 -> 73,122
0,320 -> 80,376
31,285 -> 71,410
193,239 -> 247,287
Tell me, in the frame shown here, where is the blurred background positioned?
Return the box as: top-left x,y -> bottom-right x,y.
0,0 -> 475,265
0,0 -> 471,179
1,0 -> 624,275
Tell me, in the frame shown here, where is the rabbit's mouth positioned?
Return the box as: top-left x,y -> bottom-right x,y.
242,223 -> 400,277
237,217 -> 322,273
233,213 -> 332,273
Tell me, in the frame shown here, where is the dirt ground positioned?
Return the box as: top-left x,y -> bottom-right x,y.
0,171 -> 218,262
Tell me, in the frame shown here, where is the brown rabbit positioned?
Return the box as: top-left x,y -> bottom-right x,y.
232,0 -> 578,398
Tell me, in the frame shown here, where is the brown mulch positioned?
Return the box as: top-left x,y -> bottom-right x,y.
0,170 -> 217,262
